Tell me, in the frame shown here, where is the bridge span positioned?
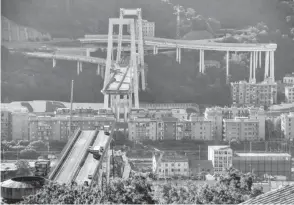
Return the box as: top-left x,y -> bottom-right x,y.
49,128 -> 114,186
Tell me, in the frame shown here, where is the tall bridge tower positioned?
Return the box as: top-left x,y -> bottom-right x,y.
120,8 -> 146,91
102,10 -> 140,121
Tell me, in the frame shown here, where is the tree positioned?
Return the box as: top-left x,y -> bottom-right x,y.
19,148 -> 39,159
154,167 -> 263,204
28,140 -> 48,151
18,140 -> 30,146
15,160 -> 33,176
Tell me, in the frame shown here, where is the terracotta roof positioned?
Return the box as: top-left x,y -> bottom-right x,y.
240,184 -> 294,205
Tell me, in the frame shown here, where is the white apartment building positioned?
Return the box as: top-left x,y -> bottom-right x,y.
127,19 -> 155,37
223,117 -> 261,141
154,154 -> 189,178
205,106 -> 265,141
231,80 -> 277,106
281,112 -> 294,140
128,118 -> 157,141
285,85 -> 294,103
191,118 -> 213,141
283,73 -> 294,84
208,146 -> 233,173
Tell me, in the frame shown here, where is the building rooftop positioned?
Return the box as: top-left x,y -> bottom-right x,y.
161,117 -> 178,122
189,159 -> 213,171
285,72 -> 294,78
240,184 -> 294,205
208,145 -> 231,151
235,152 -> 291,158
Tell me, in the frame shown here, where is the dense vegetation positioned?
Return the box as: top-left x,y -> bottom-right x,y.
2,0 -> 294,104
20,168 -> 262,204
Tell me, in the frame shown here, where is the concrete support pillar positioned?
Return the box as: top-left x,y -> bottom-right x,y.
7,21 -> 12,42
249,52 -> 253,82
79,62 -> 83,72
259,51 -> 262,68
104,94 -> 109,108
16,26 -> 20,41
270,51 -> 275,82
141,65 -> 146,91
252,52 -> 256,83
86,49 -> 90,57
176,48 -> 179,62
153,46 -> 158,55
96,64 -> 100,76
53,59 -> 56,68
24,28 -> 29,41
264,51 -> 269,80
202,50 -> 205,73
179,48 -> 182,64
77,61 -> 80,75
226,51 -> 229,83
199,50 -> 202,73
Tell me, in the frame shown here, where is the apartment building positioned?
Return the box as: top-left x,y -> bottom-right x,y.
223,117 -> 260,141
128,117 -> 157,141
11,109 -> 30,140
281,112 -> 294,140
231,80 -> 277,106
1,108 -> 12,140
233,153 -> 292,180
285,85 -> 294,103
154,153 -> 189,178
205,106 -> 265,141
283,73 -> 294,85
208,146 -> 233,173
127,19 -> 155,37
29,114 -> 115,141
191,118 -> 213,141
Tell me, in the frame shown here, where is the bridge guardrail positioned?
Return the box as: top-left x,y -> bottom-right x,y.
49,128 -> 81,180
70,129 -> 99,182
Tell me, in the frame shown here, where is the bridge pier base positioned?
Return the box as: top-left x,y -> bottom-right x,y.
53,59 -> 56,68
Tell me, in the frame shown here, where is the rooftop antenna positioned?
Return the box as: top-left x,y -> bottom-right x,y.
69,80 -> 74,136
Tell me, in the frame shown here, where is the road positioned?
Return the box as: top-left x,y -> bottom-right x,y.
74,131 -> 111,185
53,130 -> 95,184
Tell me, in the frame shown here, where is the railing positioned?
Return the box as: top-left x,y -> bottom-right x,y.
70,129 -> 99,182
49,128 -> 81,180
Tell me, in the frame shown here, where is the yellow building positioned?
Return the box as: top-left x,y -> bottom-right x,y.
281,112 -> 294,140
205,106 -> 265,141
283,73 -> 294,85
190,117 -> 213,140
223,117 -> 260,141
208,145 -> 233,174
285,85 -> 294,103
154,153 -> 189,178
231,80 -> 277,106
128,118 -> 157,141
127,19 -> 155,37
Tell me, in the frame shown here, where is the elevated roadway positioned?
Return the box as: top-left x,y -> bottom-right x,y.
80,35 -> 277,52
52,130 -> 95,184
75,131 -> 111,185
23,52 -> 107,65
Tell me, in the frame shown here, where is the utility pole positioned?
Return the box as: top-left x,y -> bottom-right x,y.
69,80 -> 74,136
